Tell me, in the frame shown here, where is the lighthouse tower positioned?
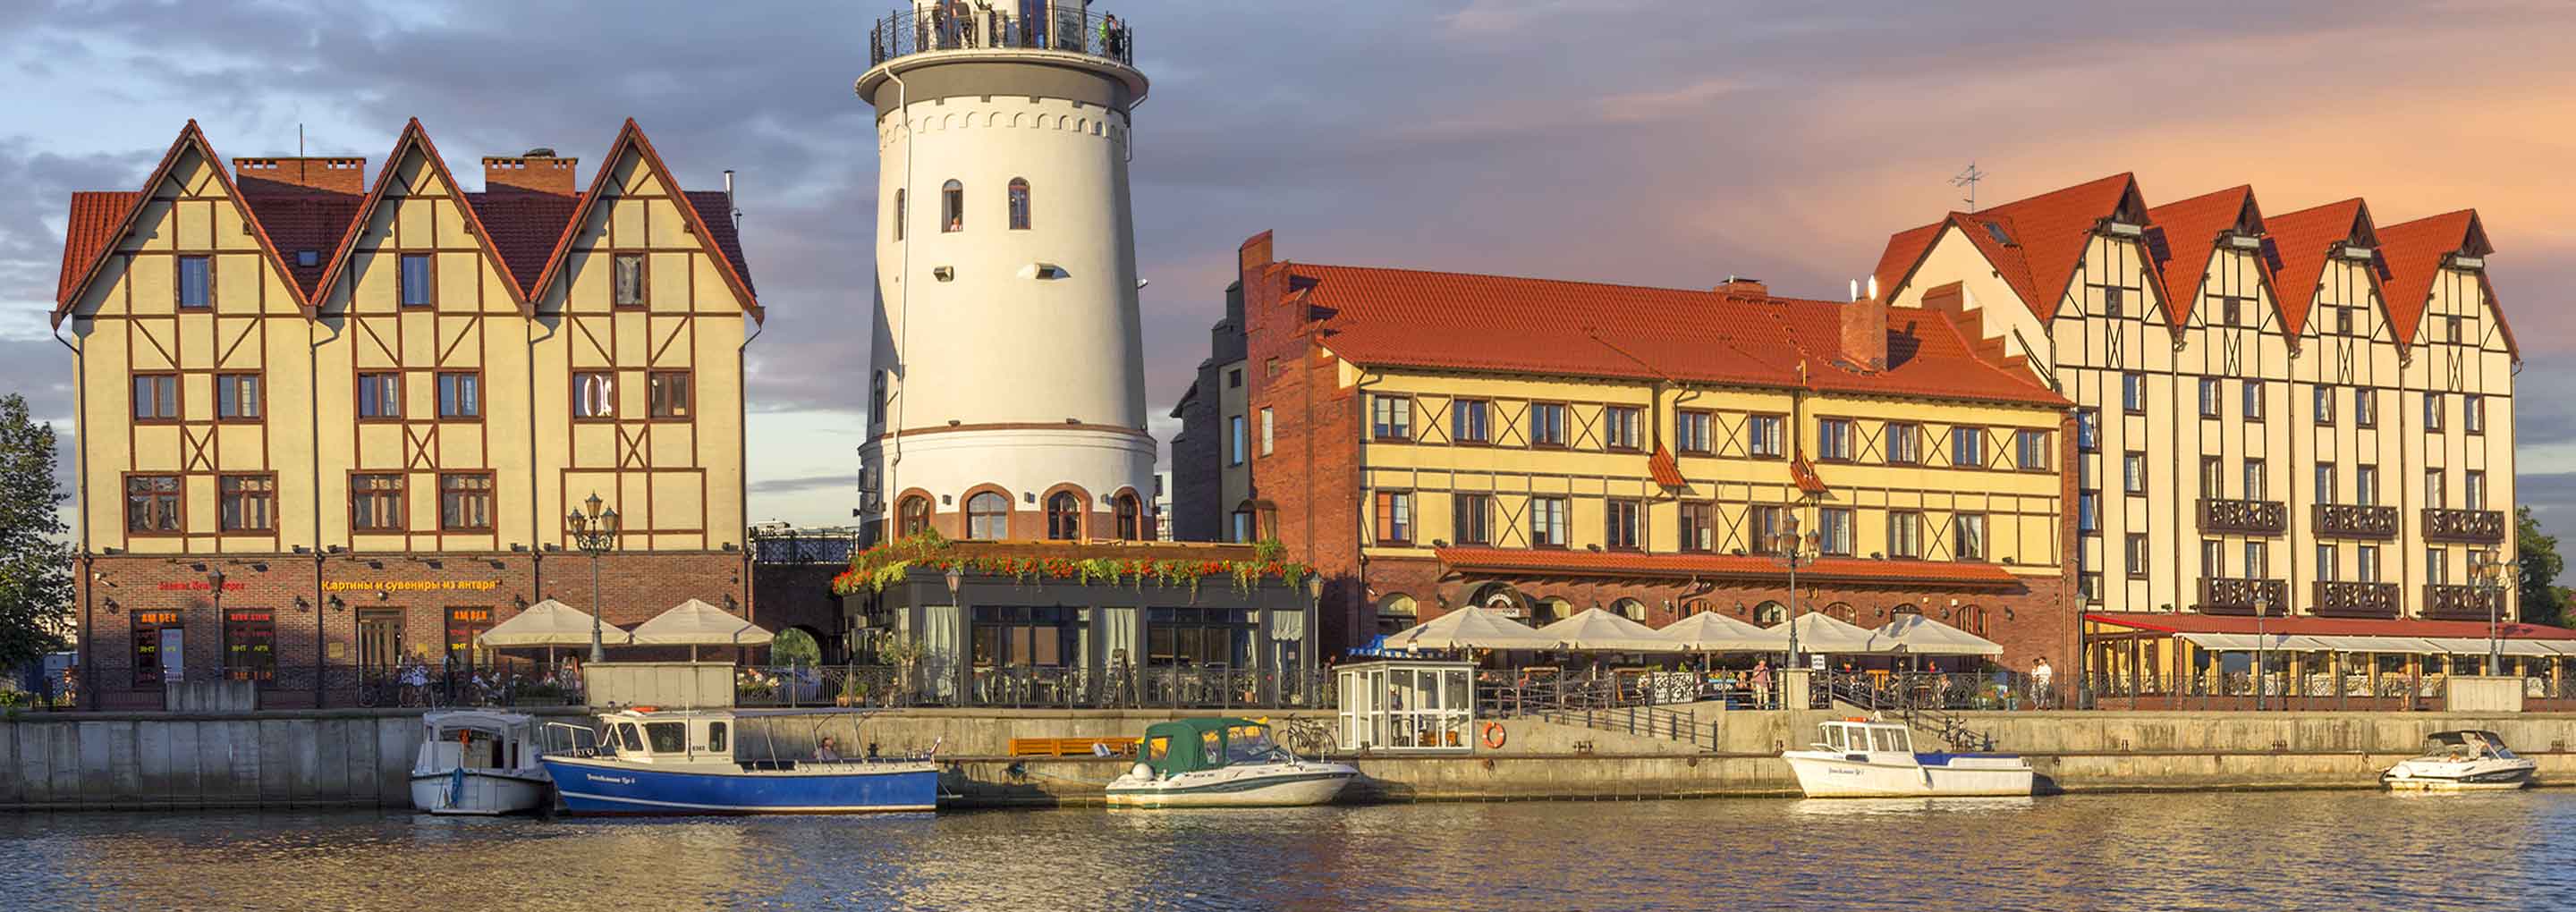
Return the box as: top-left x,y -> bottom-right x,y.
858,2 -> 1155,543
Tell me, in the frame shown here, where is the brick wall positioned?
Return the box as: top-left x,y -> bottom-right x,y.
1236,232 -> 1370,654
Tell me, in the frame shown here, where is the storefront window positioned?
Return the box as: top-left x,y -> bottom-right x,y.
970,605 -> 1081,667
222,609 -> 276,681
1146,607 -> 1255,667
446,606 -> 495,671
131,610 -> 183,688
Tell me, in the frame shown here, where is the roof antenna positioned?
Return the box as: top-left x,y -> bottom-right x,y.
1951,162 -> 1987,212
298,122 -> 305,156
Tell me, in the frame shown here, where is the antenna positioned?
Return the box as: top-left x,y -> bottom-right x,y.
298,123 -> 305,156
1950,162 -> 1987,211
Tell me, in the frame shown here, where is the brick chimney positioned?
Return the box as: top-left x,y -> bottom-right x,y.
1840,292 -> 1888,370
233,156 -> 367,194
483,154 -> 579,196
1716,276 -> 1767,297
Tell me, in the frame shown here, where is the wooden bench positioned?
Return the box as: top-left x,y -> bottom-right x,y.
1006,736 -> 1141,758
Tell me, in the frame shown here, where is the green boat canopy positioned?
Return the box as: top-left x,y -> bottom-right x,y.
1140,717 -> 1274,778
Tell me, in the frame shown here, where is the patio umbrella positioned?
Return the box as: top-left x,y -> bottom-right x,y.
1657,612 -> 1790,653
631,598 -> 775,661
1773,612 -> 1898,654
1536,608 -> 1684,652
1873,613 -> 2004,656
1383,605 -> 1560,652
477,598 -> 630,667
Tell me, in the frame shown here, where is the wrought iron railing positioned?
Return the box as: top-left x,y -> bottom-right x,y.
2312,580 -> 2401,618
2198,577 -> 2289,614
732,663 -> 1330,710
2312,502 -> 2399,539
869,7 -> 1135,68
2199,497 -> 2288,536
2423,583 -> 2504,621
2421,508 -> 2506,544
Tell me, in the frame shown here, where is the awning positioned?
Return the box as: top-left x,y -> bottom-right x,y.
2303,635 -> 2444,654
2423,638 -> 2564,658
1384,605 -> 1560,652
2087,612 -> 2576,642
1536,608 -> 1684,652
1657,612 -> 1790,653
476,598 -> 631,647
1774,612 -> 1901,654
631,598 -> 775,647
2177,632 -> 2334,651
1873,613 -> 2004,656
2167,631 -> 2569,657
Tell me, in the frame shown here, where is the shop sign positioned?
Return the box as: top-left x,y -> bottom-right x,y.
158,581 -> 244,592
322,579 -> 501,593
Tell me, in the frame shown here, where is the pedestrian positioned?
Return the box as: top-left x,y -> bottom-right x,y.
1750,659 -> 1773,709
2032,655 -> 2055,708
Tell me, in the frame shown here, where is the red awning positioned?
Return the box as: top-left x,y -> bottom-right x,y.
2086,612 -> 2576,641
1789,455 -> 1828,494
1436,547 -> 2025,588
1648,445 -> 1686,489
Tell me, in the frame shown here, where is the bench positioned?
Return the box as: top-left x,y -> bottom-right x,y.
1006,736 -> 1141,757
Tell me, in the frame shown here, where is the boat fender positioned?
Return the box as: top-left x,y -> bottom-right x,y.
1480,722 -> 1507,750
2389,766 -> 2411,779
1131,762 -> 1153,781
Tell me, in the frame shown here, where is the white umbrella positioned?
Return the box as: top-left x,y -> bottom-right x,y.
1384,605 -> 1560,652
1658,612 -> 1791,653
1874,613 -> 2004,656
1537,608 -> 1684,652
477,598 -> 631,647
631,598 -> 774,661
1774,612 -> 1899,654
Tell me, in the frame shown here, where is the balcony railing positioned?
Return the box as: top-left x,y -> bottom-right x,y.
869,7 -> 1135,68
2312,580 -> 2401,619
2312,503 -> 2399,539
2421,508 -> 2506,544
2199,498 -> 2288,536
2199,577 -> 2289,615
2423,583 -> 2504,621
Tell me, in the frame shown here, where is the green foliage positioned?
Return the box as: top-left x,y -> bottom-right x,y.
829,529 -> 1311,599
771,627 -> 822,665
0,395 -> 71,671
2517,506 -> 2566,627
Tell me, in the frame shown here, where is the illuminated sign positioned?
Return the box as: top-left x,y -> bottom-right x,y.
158,581 -> 244,592
322,579 -> 501,593
133,611 -> 182,625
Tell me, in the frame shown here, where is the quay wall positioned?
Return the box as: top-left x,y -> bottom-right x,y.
10,707 -> 2576,811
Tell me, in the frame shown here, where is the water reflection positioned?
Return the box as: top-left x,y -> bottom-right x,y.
3,792 -> 2574,910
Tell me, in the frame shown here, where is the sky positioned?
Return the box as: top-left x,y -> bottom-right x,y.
5,0 -> 2576,532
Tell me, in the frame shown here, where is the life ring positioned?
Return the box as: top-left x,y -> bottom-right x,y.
1480,722 -> 1507,750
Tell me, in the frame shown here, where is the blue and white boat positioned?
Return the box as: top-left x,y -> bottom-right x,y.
539,708 -> 938,815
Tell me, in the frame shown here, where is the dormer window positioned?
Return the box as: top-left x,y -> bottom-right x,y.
2100,221 -> 2145,238
2221,232 -> 2262,251
297,249 -> 320,267
2336,243 -> 2375,261
2450,254 -> 2486,272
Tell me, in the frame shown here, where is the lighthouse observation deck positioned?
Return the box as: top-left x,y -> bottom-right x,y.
869,5 -> 1135,69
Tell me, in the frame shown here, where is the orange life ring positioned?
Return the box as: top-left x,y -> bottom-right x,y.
1479,722 -> 1507,749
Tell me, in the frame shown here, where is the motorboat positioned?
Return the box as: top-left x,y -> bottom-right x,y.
1782,718 -> 2033,798
410,710 -> 552,815
1105,717 -> 1357,808
2381,730 -> 2536,791
538,708 -> 939,815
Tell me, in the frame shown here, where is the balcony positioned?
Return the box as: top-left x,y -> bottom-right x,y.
2198,577 -> 2289,615
2420,508 -> 2505,544
2311,503 -> 2398,540
2198,498 -> 2288,536
2422,584 -> 2505,621
869,7 -> 1136,68
2311,580 -> 2401,619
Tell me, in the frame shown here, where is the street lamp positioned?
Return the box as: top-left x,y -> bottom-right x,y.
2471,548 -> 2508,677
567,492 -> 621,663
207,568 -> 227,679
1769,515 -> 1823,673
2251,585 -> 2274,711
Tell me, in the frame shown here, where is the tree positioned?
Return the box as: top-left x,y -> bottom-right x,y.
770,627 -> 821,665
2517,506 -> 2566,627
0,394 -> 72,670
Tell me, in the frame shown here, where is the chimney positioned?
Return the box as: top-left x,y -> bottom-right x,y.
1716,276 -> 1767,298
1840,291 -> 1888,371
483,151 -> 579,197
233,156 -> 368,194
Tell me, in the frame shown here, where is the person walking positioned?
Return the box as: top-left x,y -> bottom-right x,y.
1751,659 -> 1774,710
2031,655 -> 2055,709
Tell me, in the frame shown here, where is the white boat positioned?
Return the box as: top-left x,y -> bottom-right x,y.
1782,718 -> 2033,798
2382,730 -> 2536,791
1106,717 -> 1358,808
410,710 -> 552,815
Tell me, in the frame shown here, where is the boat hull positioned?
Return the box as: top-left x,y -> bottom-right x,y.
409,769 -> 551,815
1105,763 -> 1357,808
1783,751 -> 2034,798
541,755 -> 939,815
2382,760 -> 2536,792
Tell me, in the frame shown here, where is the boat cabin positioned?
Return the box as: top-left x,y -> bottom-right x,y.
1139,718 -> 1280,779
420,711 -> 537,774
1817,719 -> 1915,756
592,709 -> 737,765
2420,730 -> 2518,761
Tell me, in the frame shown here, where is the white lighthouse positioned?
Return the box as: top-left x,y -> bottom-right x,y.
858,2 -> 1156,544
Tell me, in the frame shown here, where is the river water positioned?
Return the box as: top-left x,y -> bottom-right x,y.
2,790 -> 2570,910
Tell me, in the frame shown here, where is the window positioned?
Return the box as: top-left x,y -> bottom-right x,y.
1818,418 -> 1853,461
178,256 -> 212,308
967,491 -> 1009,540
400,254 -> 433,307
2243,459 -> 2266,502
1228,511 -> 1253,543
1747,415 -> 1784,458
1675,410 -> 1711,453
2425,469 -> 2446,510
1223,415 -> 1246,467
1606,500 -> 1642,550
2075,410 -> 2098,452
2123,452 -> 2146,495
446,607 -> 495,671
2315,463 -> 2336,505
1953,514 -> 1987,561
2221,296 -> 2243,327
1228,367 -> 1242,389
2125,533 -> 2149,578
2103,286 -> 2125,317
1950,427 -> 1984,468
1750,505 -> 1784,553
897,495 -> 931,536
2078,492 -> 2099,534
648,371 -> 691,419
125,475 -> 181,533
870,373 -> 888,427
1818,508 -> 1853,555
941,179 -> 963,232
707,722 -> 729,755
1604,406 -> 1641,451
2356,464 -> 2379,506
436,372 -> 480,419
2015,429 -> 2050,470
1888,511 -> 1922,559
2199,457 -> 2223,498
218,475 -> 273,532
351,474 -> 405,532
891,189 -> 905,241
2427,548 -> 2447,586
131,373 -> 179,421
1258,408 -> 1274,456
2424,393 -> 2445,432
1114,494 -> 1142,540
2337,306 -> 2355,335
1373,492 -> 1414,545
2123,373 -> 2147,414
358,372 -> 402,419
2242,541 -> 2267,578
2314,385 -> 2335,426
439,473 -> 494,531
605,252 -> 641,306
1007,178 -> 1031,230
2242,380 -> 2265,421
356,609 -> 403,672
1530,496 -> 1569,547
214,373 -> 260,421
2467,470 -> 2487,510
2358,545 -> 2381,582
1680,502 -> 1714,552
1370,395 -> 1412,441
1453,493 -> 1492,545
573,372 -> 614,419
1886,423 -> 1921,464
1046,491 -> 1083,540
2201,539 -> 2224,577
222,609 -> 275,681
2317,545 -> 2338,582
1529,403 -> 1567,447
2466,394 -> 2485,435
2198,378 -> 2221,418
2355,389 -> 2377,427
2448,315 -> 2462,343
1452,400 -> 1489,443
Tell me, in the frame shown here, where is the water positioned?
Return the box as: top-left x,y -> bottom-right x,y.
3,791 -> 2572,911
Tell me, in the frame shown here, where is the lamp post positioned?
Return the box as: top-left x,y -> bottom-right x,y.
2471,548 -> 2507,676
566,492 -> 621,663
2251,585 -> 2273,711
1769,516 -> 1823,673
208,567 -> 227,680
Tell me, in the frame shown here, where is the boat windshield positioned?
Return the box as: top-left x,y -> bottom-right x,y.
1224,724 -> 1281,764
644,722 -> 688,754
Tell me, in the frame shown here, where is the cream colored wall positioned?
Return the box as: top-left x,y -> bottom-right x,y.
1885,227 -> 2053,376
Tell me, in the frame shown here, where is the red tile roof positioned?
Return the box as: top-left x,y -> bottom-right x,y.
1436,547 -> 2027,588
54,122 -> 308,324
57,191 -> 139,304
526,119 -> 763,321
1648,445 -> 1685,489
465,191 -> 580,297
1873,173 -> 2141,324
235,187 -> 364,299
2247,198 -> 2376,338
1789,455 -> 1827,494
1284,263 -> 2063,408
2142,185 -> 2265,329
2088,612 -> 2576,641
2373,209 -> 2510,355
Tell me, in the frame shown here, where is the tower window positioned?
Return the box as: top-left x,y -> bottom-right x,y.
1008,178 -> 1030,230
967,491 -> 1008,540
892,189 -> 906,241
897,495 -> 931,536
942,180 -> 963,232
1046,491 -> 1083,540
1114,494 -> 1141,541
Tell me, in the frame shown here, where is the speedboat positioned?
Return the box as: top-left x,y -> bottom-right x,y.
410,710 -> 552,815
2382,730 -> 2536,791
1782,718 -> 2033,798
1105,717 -> 1357,808
538,708 -> 939,815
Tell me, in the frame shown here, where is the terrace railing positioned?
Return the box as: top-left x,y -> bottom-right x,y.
869,7 -> 1135,68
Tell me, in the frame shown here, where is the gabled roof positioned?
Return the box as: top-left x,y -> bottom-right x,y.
307,119 -> 532,316
52,121 -> 309,325
2374,209 -> 2512,357
2143,185 -> 2268,329
525,119 -> 762,322
1871,173 -> 2143,324
57,191 -> 140,305
2259,198 -> 2379,337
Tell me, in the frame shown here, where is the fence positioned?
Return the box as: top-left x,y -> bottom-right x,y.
28,665 -> 585,712
869,8 -> 1135,67
730,663 -> 1333,711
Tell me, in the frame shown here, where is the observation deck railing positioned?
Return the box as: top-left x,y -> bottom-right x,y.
869,7 -> 1135,68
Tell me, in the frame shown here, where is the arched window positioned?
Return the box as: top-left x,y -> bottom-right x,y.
1957,604 -> 1988,637
1682,599 -> 1713,617
966,491 -> 1008,540
1613,598 -> 1648,621
1377,594 -> 1418,634
1046,491 -> 1083,540
1826,601 -> 1854,621
1752,601 -> 1787,626
870,372 -> 888,428
1532,596 -> 1572,626
1007,178 -> 1030,230
1113,493 -> 1141,541
897,495 -> 931,536
941,180 -> 963,232
892,189 -> 905,241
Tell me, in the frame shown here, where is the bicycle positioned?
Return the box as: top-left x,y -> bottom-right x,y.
1274,715 -> 1335,759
